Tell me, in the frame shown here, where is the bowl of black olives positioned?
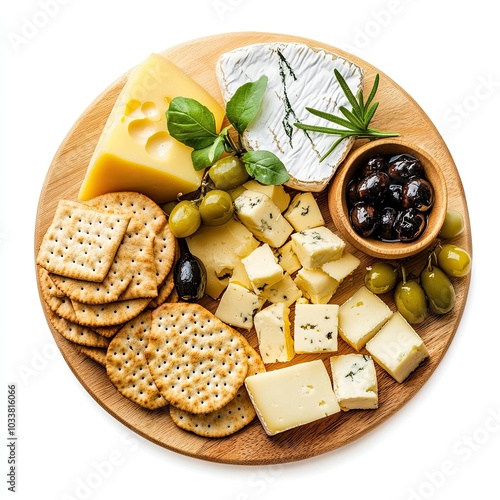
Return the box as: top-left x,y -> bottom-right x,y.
328,139 -> 447,259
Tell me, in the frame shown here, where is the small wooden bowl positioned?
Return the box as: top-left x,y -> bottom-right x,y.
328,138 -> 448,259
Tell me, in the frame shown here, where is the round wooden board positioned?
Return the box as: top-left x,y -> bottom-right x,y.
34,32 -> 472,465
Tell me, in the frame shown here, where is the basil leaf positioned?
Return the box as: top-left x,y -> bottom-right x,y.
166,97 -> 218,149
191,141 -> 225,171
242,150 -> 290,185
226,76 -> 268,136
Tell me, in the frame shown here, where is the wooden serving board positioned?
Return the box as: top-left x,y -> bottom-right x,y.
34,32 -> 472,465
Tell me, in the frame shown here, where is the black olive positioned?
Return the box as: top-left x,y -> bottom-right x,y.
394,208 -> 427,242
387,154 -> 424,181
378,207 -> 399,241
359,154 -> 387,177
173,251 -> 207,302
350,202 -> 378,237
347,178 -> 360,206
356,171 -> 390,205
402,177 -> 434,212
384,183 -> 403,209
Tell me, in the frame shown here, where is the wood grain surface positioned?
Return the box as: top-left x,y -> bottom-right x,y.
34,32 -> 472,465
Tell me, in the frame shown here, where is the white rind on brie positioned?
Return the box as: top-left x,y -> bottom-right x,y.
216,42 -> 364,192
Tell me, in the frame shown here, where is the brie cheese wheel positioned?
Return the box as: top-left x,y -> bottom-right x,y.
216,42 -> 364,191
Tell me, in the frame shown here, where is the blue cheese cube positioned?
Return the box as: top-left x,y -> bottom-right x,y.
365,312 -> 429,383
245,360 -> 340,435
215,282 -> 264,330
294,303 -> 339,353
321,251 -> 360,282
234,190 -> 293,248
241,243 -> 284,293
284,192 -> 325,231
254,302 -> 294,363
294,267 -> 338,304
273,241 -> 301,275
291,226 -> 345,270
260,274 -> 303,307
242,180 -> 291,212
339,286 -> 392,350
330,354 -> 378,410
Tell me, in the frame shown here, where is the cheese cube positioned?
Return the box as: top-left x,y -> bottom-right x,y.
215,282 -> 264,330
294,268 -> 338,304
294,303 -> 339,353
242,180 -> 291,212
366,312 -> 429,383
186,218 -> 259,298
241,244 -> 284,293
273,241 -> 301,275
284,192 -> 325,231
338,286 -> 392,350
79,54 -> 225,203
234,190 -> 293,248
259,274 -> 302,307
254,303 -> 294,363
245,360 -> 340,436
330,354 -> 378,410
321,251 -> 360,282
291,227 -> 345,270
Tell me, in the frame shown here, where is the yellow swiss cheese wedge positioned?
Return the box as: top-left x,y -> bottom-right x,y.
78,53 -> 225,203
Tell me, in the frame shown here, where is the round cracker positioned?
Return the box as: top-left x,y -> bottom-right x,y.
146,303 -> 248,414
106,311 -> 167,410
170,341 -> 265,437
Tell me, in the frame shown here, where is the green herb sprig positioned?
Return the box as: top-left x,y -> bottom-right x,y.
294,69 -> 399,162
166,76 -> 290,186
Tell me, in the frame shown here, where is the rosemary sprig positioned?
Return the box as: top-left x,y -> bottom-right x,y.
294,69 -> 399,162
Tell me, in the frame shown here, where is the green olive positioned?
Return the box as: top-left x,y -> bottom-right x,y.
364,262 -> 399,294
394,280 -> 428,324
208,156 -> 250,191
438,210 -> 465,239
199,190 -> 234,226
437,244 -> 471,278
420,266 -> 456,314
168,200 -> 201,238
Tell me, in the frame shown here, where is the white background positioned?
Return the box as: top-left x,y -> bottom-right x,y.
1,0 -> 498,499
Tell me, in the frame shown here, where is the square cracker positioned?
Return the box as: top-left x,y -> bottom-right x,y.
146,303 -> 248,415
106,310 -> 167,410
170,341 -> 265,437
37,199 -> 130,282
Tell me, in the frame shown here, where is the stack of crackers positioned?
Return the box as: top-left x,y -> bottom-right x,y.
36,191 -> 265,438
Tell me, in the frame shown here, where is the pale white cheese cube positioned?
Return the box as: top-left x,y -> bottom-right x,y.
321,251 -> 360,282
291,226 -> 345,270
294,303 -> 339,353
273,240 -> 301,275
294,267 -> 338,304
234,190 -> 293,248
330,354 -> 378,410
254,302 -> 294,363
338,286 -> 392,350
241,243 -> 284,293
284,192 -> 325,231
259,274 -> 302,307
242,180 -> 291,212
215,282 -> 264,330
365,312 -> 429,383
245,360 -> 340,436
